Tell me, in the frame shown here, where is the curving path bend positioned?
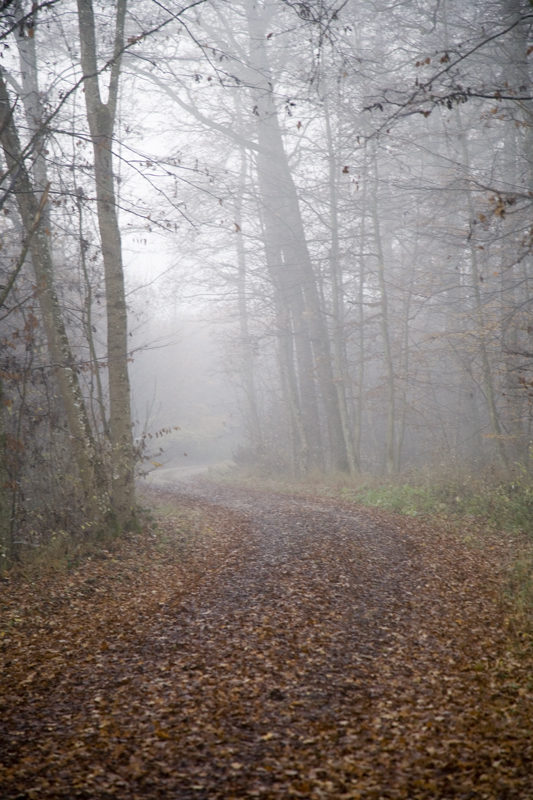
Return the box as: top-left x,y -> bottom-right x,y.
1,469 -> 531,800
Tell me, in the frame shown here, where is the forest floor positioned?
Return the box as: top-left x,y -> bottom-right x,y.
1,474 -> 533,799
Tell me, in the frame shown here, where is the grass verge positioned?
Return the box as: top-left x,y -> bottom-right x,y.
209,461 -> 533,628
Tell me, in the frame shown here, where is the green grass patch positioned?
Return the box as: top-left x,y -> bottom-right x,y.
212,461 -> 533,536
342,471 -> 533,534
340,483 -> 437,517
211,460 -> 533,627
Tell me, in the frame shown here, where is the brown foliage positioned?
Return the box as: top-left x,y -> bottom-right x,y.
1,481 -> 532,799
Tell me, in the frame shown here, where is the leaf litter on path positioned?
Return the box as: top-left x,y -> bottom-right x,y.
1,479 -> 532,799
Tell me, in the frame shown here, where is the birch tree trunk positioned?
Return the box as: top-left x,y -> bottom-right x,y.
77,0 -> 137,527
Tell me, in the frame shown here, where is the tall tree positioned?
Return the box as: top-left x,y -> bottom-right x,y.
244,0 -> 350,472
76,0 -> 137,528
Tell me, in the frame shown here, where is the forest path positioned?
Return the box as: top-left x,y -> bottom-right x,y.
1,476 -> 532,799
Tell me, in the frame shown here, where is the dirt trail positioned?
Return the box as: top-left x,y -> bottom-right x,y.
1,475 -> 532,799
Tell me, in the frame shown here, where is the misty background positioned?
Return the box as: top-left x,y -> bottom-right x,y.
0,0 -> 532,552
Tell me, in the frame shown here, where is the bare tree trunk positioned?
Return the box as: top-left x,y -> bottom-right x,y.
0,372 -> 11,571
262,230 -> 310,474
77,0 -> 137,527
354,144 -> 368,468
275,291 -> 309,477
76,190 -> 111,442
324,93 -> 358,475
258,179 -> 320,472
0,70 -> 109,519
499,0 -> 533,463
456,111 -> 509,467
395,285 -> 412,473
502,0 -> 533,187
11,2 -> 49,208
0,181 -> 52,569
245,0 -> 348,472
371,149 -> 395,475
235,151 -> 262,454
285,271 -> 325,470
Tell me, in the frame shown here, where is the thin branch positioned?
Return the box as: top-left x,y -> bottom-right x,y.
0,181 -> 50,309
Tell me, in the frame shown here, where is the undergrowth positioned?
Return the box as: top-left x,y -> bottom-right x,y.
341,468 -> 533,535
7,498 -> 203,579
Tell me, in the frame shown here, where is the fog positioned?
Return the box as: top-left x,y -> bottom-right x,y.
2,5 -> 533,792
130,313 -> 241,467
0,0 -> 532,540
118,0 -> 533,477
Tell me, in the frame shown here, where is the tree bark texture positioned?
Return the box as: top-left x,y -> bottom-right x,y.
76,0 -> 137,527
